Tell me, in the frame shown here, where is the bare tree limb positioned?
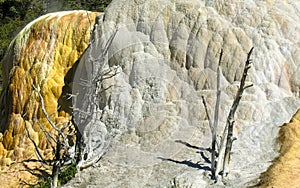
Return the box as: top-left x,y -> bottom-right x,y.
24,120 -> 49,166
32,84 -> 70,148
201,96 -> 213,135
211,50 -> 223,180
96,67 -> 120,82
222,47 -> 254,178
86,11 -> 92,36
36,119 -> 56,152
244,84 -> 253,90
30,84 -> 79,187
215,118 -> 228,178
79,78 -> 91,87
61,121 -> 73,132
202,50 -> 224,180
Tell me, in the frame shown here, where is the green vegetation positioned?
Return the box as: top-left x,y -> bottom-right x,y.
36,164 -> 77,188
58,164 -> 78,185
0,0 -> 111,78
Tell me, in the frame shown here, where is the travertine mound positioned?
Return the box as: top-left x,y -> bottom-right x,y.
0,10 -> 98,186
65,0 -> 300,187
0,0 -> 299,187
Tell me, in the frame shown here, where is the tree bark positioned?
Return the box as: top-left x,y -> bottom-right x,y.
202,96 -> 215,179
202,50 -> 223,180
212,50 -> 223,179
52,135 -> 61,188
222,47 -> 254,178
52,165 -> 59,188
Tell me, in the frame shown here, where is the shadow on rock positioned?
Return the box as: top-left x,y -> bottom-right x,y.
157,140 -> 212,171
175,140 -> 210,151
157,157 -> 211,171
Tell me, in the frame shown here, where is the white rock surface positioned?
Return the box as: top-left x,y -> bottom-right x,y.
66,0 -> 300,187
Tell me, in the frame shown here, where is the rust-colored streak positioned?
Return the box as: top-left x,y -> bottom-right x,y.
0,11 -> 99,186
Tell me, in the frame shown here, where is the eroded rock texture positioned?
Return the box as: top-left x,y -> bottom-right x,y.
0,0 -> 299,187
0,10 -> 98,186
67,0 -> 300,187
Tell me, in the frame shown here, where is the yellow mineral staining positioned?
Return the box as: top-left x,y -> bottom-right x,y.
0,10 -> 99,185
258,109 -> 300,187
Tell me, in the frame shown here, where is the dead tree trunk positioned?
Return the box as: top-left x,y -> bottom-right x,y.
222,47 -> 254,177
202,47 -> 254,181
201,96 -> 215,179
51,134 -> 62,188
212,50 -> 222,179
202,50 -> 223,180
27,84 -> 76,187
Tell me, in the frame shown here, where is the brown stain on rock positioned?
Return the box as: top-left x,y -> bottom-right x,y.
258,109 -> 300,188
0,11 -> 99,186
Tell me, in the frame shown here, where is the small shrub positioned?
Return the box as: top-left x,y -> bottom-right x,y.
36,164 -> 77,187
58,164 -> 77,185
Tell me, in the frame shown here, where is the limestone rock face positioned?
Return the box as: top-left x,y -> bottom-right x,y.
0,0 -> 299,187
0,10 -> 98,185
67,0 -> 300,187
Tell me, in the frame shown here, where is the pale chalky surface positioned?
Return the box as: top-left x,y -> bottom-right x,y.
65,0 -> 300,187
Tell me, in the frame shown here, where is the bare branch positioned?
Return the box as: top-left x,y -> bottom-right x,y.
209,50 -> 223,180
86,11 -> 92,36
244,84 -> 253,90
215,119 -> 228,178
101,28 -> 118,57
72,107 -> 92,116
24,120 -> 49,166
214,55 -> 222,130
222,47 -> 254,178
79,78 -> 91,87
66,93 -> 78,100
201,96 -> 213,134
39,161 -> 53,172
97,67 -> 120,83
32,84 -> 70,148
61,121 -> 73,132
36,119 -> 56,152
99,85 -> 114,94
